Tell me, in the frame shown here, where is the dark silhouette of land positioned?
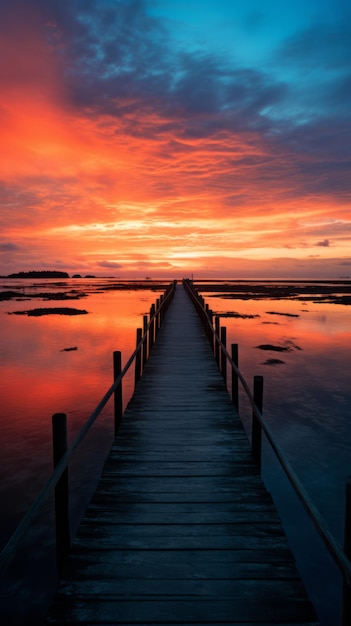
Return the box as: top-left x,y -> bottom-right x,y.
7,271 -> 69,279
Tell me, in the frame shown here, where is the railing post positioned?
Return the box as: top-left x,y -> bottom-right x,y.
215,316 -> 220,365
204,306 -> 211,343
135,328 -> 142,387
220,326 -> 227,388
52,412 -> 70,573
231,343 -> 239,410
208,310 -> 213,347
143,315 -> 148,365
149,304 -> 155,352
159,294 -> 164,323
155,298 -> 160,337
342,477 -> 351,625
113,350 -> 123,435
252,375 -> 264,472
160,294 -> 166,326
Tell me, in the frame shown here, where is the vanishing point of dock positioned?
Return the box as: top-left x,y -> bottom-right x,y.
46,283 -> 318,625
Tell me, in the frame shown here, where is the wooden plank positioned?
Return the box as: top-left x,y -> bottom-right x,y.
74,532 -> 289,547
53,577 -> 313,599
66,547 -> 298,568
83,501 -> 276,514
46,284 -> 318,625
47,597 -> 317,624
59,554 -> 300,580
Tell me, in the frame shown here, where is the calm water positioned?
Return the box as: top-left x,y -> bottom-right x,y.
0,278 -> 166,623
197,281 -> 351,625
1,278 -> 350,624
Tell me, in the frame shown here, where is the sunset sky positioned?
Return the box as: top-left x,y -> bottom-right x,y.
0,0 -> 350,278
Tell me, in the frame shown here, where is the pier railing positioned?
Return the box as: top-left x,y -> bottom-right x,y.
183,278 -> 351,626
0,280 -> 176,576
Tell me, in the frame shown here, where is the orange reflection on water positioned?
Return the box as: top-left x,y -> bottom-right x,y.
0,285 -> 164,550
0,290 -> 158,470
205,293 -> 351,406
0,287 -> 159,445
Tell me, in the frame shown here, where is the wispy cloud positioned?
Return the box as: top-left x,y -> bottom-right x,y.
97,260 -> 123,269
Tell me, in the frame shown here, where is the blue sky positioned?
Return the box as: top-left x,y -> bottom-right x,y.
150,0 -> 351,119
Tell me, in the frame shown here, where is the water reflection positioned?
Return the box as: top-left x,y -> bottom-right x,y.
204,290 -> 351,517
198,283 -> 351,625
0,280 -> 169,623
1,278 -> 350,624
0,281 -> 164,539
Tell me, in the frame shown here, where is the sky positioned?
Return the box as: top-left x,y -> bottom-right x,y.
0,0 -> 350,278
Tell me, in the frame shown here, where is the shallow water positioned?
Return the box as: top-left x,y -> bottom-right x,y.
198,282 -> 351,624
1,278 -> 350,624
0,279 -> 166,623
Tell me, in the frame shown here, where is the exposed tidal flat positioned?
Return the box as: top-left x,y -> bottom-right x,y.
0,277 -> 351,624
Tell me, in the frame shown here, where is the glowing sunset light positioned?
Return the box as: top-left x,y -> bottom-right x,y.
0,0 -> 350,278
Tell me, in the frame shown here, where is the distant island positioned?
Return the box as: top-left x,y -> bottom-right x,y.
7,271 -> 69,279
3,271 -> 96,279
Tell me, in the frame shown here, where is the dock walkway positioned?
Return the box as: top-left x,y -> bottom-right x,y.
47,284 -> 318,625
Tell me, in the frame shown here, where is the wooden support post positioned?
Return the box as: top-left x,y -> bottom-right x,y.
159,294 -> 164,323
205,303 -> 210,324
201,298 -> 206,324
204,304 -> 210,341
220,326 -> 227,388
252,375 -> 264,472
208,311 -> 214,347
231,343 -> 239,410
215,316 -> 220,365
342,477 -> 351,625
135,328 -> 142,387
149,304 -> 155,352
113,351 -> 123,435
52,412 -> 70,573
155,298 -> 160,336
143,315 -> 148,365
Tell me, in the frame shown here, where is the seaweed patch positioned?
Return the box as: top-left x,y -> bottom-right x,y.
262,358 -> 286,365
217,311 -> 260,319
266,311 -> 300,318
256,344 -> 292,352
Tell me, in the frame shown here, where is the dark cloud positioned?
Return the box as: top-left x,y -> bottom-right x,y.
37,0 -> 172,110
273,18 -> 351,122
329,74 -> 351,111
0,242 -> 19,251
316,239 -> 330,247
270,116 -> 351,198
97,260 -> 123,268
10,0 -> 283,137
277,20 -> 351,73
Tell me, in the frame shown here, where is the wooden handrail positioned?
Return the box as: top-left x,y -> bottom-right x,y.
0,280 -> 176,575
183,278 -> 351,611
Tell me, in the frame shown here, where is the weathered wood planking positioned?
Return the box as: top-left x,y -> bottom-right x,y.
46,284 -> 318,625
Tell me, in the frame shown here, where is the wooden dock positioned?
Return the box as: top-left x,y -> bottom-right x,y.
46,284 -> 318,625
